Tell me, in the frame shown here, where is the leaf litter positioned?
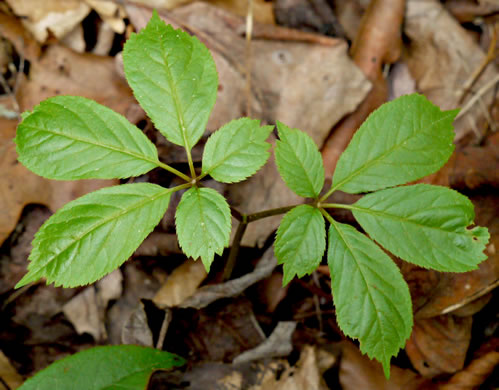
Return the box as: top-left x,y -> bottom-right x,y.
0,0 -> 497,388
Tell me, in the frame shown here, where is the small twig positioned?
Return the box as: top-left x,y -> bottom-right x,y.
458,23 -> 497,104
440,278 -> 499,315
155,308 -> 172,350
456,73 -> 499,120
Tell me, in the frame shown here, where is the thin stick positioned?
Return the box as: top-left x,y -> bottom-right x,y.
456,73 -> 499,120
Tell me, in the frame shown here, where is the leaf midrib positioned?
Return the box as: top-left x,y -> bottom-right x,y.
159,35 -> 192,151
32,187 -> 171,273
351,204 -> 470,235
332,111 -> 455,192
22,124 -> 159,168
279,138 -> 319,197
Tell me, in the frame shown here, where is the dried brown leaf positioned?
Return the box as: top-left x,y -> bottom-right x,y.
405,315 -> 473,377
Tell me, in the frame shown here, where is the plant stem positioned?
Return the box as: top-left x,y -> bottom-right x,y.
223,221 -> 248,281
246,205 -> 297,222
320,203 -> 354,211
221,204 -> 299,280
319,207 -> 335,224
168,182 -> 193,193
185,148 -> 197,179
319,183 -> 341,203
156,160 -> 191,182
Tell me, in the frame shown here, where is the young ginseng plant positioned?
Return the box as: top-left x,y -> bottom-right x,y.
13,10 -> 489,380
273,97 -> 489,377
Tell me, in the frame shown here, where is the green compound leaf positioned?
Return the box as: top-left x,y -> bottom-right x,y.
123,11 -> 218,150
16,183 -> 171,288
175,187 -> 231,271
15,96 -> 159,180
275,121 -> 325,198
18,345 -> 185,390
275,205 -> 326,286
352,184 -> 490,272
332,94 -> 458,194
327,221 -> 412,378
202,118 -> 273,183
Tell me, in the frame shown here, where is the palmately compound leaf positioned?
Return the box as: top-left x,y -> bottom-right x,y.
352,184 -> 490,272
275,121 -> 325,198
123,11 -> 218,150
15,96 -> 160,180
332,94 -> 458,194
175,187 -> 231,271
202,118 -> 273,183
18,345 -> 185,390
275,205 -> 326,286
328,220 -> 412,378
16,183 -> 171,288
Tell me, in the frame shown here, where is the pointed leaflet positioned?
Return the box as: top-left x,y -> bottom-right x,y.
327,221 -> 412,378
275,121 -> 325,198
175,187 -> 231,271
352,184 -> 489,272
123,11 -> 218,149
332,94 -> 458,194
275,205 -> 326,285
16,183 -> 171,288
18,345 -> 184,390
15,96 -> 159,180
202,118 -> 273,183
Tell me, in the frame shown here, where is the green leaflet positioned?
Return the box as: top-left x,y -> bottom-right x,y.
175,187 -> 231,271
275,121 -> 325,198
123,11 -> 218,150
274,205 -> 326,285
16,183 -> 171,288
352,184 -> 490,272
15,96 -> 159,180
18,345 -> 185,390
327,221 -> 413,378
332,94 -> 458,194
202,118 -> 273,183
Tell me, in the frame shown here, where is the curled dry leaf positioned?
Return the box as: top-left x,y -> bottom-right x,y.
62,270 -> 123,341
233,321 -> 297,364
405,315 -> 473,377
153,258 -> 208,308
438,350 -> 499,390
121,300 -> 153,347
5,0 -> 91,42
179,246 -> 277,310
338,341 -> 428,390
251,346 -> 326,390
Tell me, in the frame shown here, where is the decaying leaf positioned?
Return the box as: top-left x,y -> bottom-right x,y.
405,0 -> 498,141
233,321 -> 297,364
62,270 -> 123,341
153,258 -> 208,308
405,315 -> 473,377
179,246 -> 277,310
0,350 -> 23,389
